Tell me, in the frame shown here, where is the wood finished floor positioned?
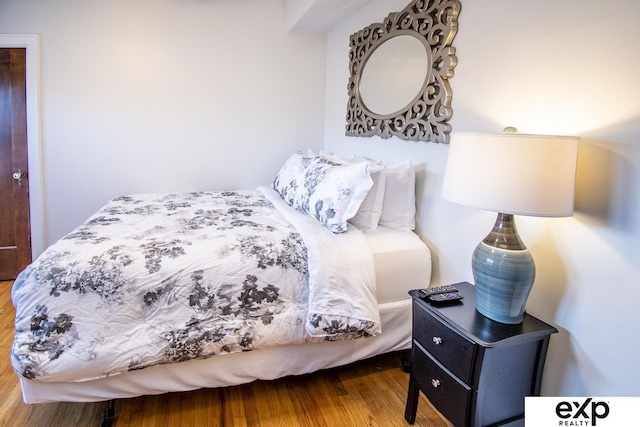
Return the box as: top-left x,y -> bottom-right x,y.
0,280 -> 452,426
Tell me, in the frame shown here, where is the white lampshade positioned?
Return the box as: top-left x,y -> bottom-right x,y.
442,133 -> 579,217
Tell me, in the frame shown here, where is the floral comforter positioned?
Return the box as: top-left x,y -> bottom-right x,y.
11,186 -> 380,383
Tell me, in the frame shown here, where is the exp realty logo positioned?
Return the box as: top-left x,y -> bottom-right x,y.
525,397 -> 636,426
555,398 -> 609,426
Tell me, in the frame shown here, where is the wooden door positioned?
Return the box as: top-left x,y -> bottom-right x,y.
0,48 -> 31,280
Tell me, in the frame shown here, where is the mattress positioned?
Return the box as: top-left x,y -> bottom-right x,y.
365,226 -> 432,303
20,298 -> 414,403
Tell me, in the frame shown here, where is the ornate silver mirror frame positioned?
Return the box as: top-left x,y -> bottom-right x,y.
346,0 -> 461,143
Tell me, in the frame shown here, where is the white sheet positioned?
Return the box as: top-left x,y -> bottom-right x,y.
365,226 -> 432,303
259,186 -> 380,335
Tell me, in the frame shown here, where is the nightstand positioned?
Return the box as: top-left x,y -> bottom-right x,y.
404,282 -> 557,427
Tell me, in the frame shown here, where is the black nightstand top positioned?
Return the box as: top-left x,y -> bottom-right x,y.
410,282 -> 558,348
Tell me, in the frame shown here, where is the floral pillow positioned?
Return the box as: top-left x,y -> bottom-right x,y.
291,155 -> 374,233
318,152 -> 386,232
272,150 -> 315,205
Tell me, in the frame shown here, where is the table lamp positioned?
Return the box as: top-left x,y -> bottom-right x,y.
442,132 -> 579,324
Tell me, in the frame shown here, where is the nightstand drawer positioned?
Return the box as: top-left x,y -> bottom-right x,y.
412,342 -> 471,427
413,300 -> 477,384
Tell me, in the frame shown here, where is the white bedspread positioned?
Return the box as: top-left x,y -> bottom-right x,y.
11,188 -> 380,384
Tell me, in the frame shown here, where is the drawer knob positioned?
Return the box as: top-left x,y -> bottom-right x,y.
431,379 -> 441,388
432,336 -> 443,345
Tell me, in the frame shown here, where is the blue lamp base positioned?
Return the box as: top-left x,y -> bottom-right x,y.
471,213 -> 535,324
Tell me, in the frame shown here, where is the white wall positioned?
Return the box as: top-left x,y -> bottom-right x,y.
325,0 -> 640,396
0,0 -> 327,243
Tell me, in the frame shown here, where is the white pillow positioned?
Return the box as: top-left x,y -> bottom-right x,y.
291,155 -> 374,233
348,167 -> 386,231
378,160 -> 416,231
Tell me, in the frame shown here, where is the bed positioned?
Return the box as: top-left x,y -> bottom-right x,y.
11,151 -> 431,404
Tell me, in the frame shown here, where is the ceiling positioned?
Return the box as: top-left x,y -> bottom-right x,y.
286,0 -> 371,32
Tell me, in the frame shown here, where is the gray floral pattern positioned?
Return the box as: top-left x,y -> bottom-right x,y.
273,152 -> 374,233
272,151 -> 315,206
11,190 -> 378,383
12,305 -> 77,380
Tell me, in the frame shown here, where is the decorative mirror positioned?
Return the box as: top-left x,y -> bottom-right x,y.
346,0 -> 461,143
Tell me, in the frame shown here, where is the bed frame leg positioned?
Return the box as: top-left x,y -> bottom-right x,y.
401,349 -> 412,373
101,400 -> 116,427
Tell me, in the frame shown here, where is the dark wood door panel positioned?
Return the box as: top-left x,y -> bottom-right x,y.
0,48 -> 31,280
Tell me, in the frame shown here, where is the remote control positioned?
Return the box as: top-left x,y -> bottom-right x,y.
418,285 -> 458,298
428,292 -> 464,304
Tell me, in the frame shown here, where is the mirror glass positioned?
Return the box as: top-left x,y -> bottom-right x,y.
359,35 -> 429,116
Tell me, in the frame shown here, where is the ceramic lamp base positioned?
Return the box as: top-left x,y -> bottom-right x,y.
472,242 -> 535,324
471,213 -> 535,324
